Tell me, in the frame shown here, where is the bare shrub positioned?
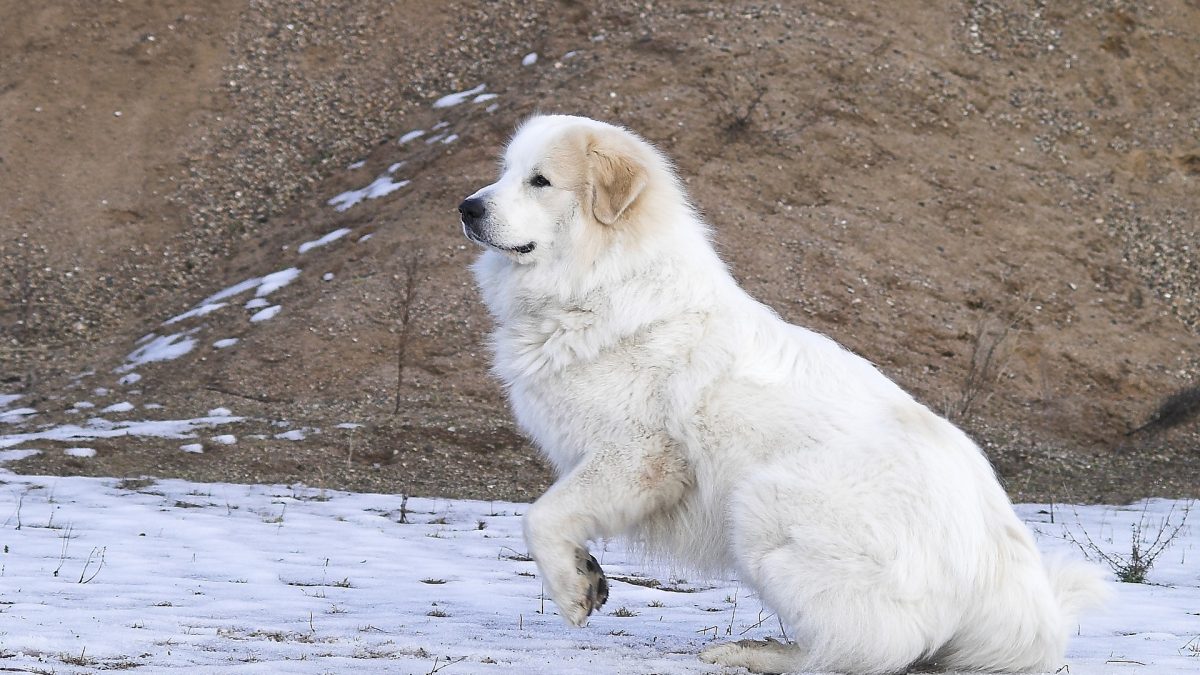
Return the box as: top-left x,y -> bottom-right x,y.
393,251 -> 423,415
1065,501 -> 1191,584
703,72 -> 769,139
1127,385 -> 1200,438
946,317 -> 1016,421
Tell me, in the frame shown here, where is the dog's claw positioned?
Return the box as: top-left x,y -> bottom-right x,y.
575,549 -> 609,615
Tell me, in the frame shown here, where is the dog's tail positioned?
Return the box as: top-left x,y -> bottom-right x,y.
1046,556 -> 1111,622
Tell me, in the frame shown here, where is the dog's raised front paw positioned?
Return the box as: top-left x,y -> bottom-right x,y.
554,548 -> 608,627
577,548 -> 609,612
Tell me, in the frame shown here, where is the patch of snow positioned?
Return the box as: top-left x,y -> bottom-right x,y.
144,403 -> 164,410
64,447 -> 96,458
101,401 -> 135,414
73,401 -> 95,409
0,414 -> 244,449
358,233 -> 374,242
0,408 -> 37,424
180,443 -> 204,453
200,277 -> 263,305
347,159 -> 365,169
473,92 -> 498,103
70,370 -> 96,385
298,227 -> 352,254
274,429 -> 306,441
0,448 -> 40,462
163,302 -> 227,326
563,50 -> 578,59
398,129 -> 424,144
322,272 -> 334,281
328,176 -> 410,212
208,408 -> 232,417
335,422 -> 362,429
244,297 -> 270,309
213,338 -> 239,349
194,267 -> 301,309
250,305 -> 282,323
431,121 -> 450,130
0,393 -> 22,409
485,103 -> 500,114
118,372 -> 142,386
387,161 -> 405,174
424,132 -> 447,144
256,267 -> 302,297
93,387 -> 110,396
522,52 -> 538,66
117,332 -> 197,373
211,434 -> 237,445
441,134 -> 459,144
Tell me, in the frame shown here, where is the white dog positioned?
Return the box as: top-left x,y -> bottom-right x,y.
460,115 -> 1106,674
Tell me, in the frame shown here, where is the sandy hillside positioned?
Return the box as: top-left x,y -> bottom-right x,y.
1,0 -> 1198,503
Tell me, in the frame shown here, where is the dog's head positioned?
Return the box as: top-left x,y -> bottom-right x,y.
458,115 -> 666,265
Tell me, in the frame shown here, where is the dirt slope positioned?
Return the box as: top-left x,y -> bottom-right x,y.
2,1 -> 1198,503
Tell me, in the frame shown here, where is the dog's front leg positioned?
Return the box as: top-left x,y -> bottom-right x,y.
524,439 -> 690,626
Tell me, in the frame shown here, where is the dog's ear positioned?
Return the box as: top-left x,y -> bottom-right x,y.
587,137 -> 647,225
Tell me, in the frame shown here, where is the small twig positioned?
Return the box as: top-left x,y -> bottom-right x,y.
726,584 -> 739,635
203,384 -> 291,404
78,546 -> 106,584
427,654 -> 468,674
498,546 -> 532,562
54,523 -> 73,577
14,491 -> 24,530
739,610 -> 778,635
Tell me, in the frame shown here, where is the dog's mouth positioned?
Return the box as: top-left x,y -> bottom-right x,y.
498,241 -> 536,254
462,224 -> 536,255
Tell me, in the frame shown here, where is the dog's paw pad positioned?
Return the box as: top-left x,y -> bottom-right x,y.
574,549 -> 608,614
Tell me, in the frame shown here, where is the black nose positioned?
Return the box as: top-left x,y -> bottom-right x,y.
459,197 -> 486,226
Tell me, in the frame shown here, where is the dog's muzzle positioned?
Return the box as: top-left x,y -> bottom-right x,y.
458,197 -> 536,254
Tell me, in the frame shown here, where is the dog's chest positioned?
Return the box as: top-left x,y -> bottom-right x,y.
492,310 -> 693,471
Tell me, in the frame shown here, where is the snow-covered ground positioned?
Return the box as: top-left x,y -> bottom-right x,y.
0,470 -> 1195,674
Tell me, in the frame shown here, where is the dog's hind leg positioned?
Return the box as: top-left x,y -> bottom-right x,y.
720,461 -> 955,675
699,638 -> 805,674
524,438 -> 691,627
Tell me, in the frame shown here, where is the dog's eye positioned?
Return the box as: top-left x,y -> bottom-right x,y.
529,174 -> 551,188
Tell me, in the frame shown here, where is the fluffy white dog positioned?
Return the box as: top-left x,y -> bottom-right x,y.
460,115 -> 1106,674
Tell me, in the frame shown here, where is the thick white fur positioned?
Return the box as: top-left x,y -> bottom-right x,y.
465,115 -> 1108,674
